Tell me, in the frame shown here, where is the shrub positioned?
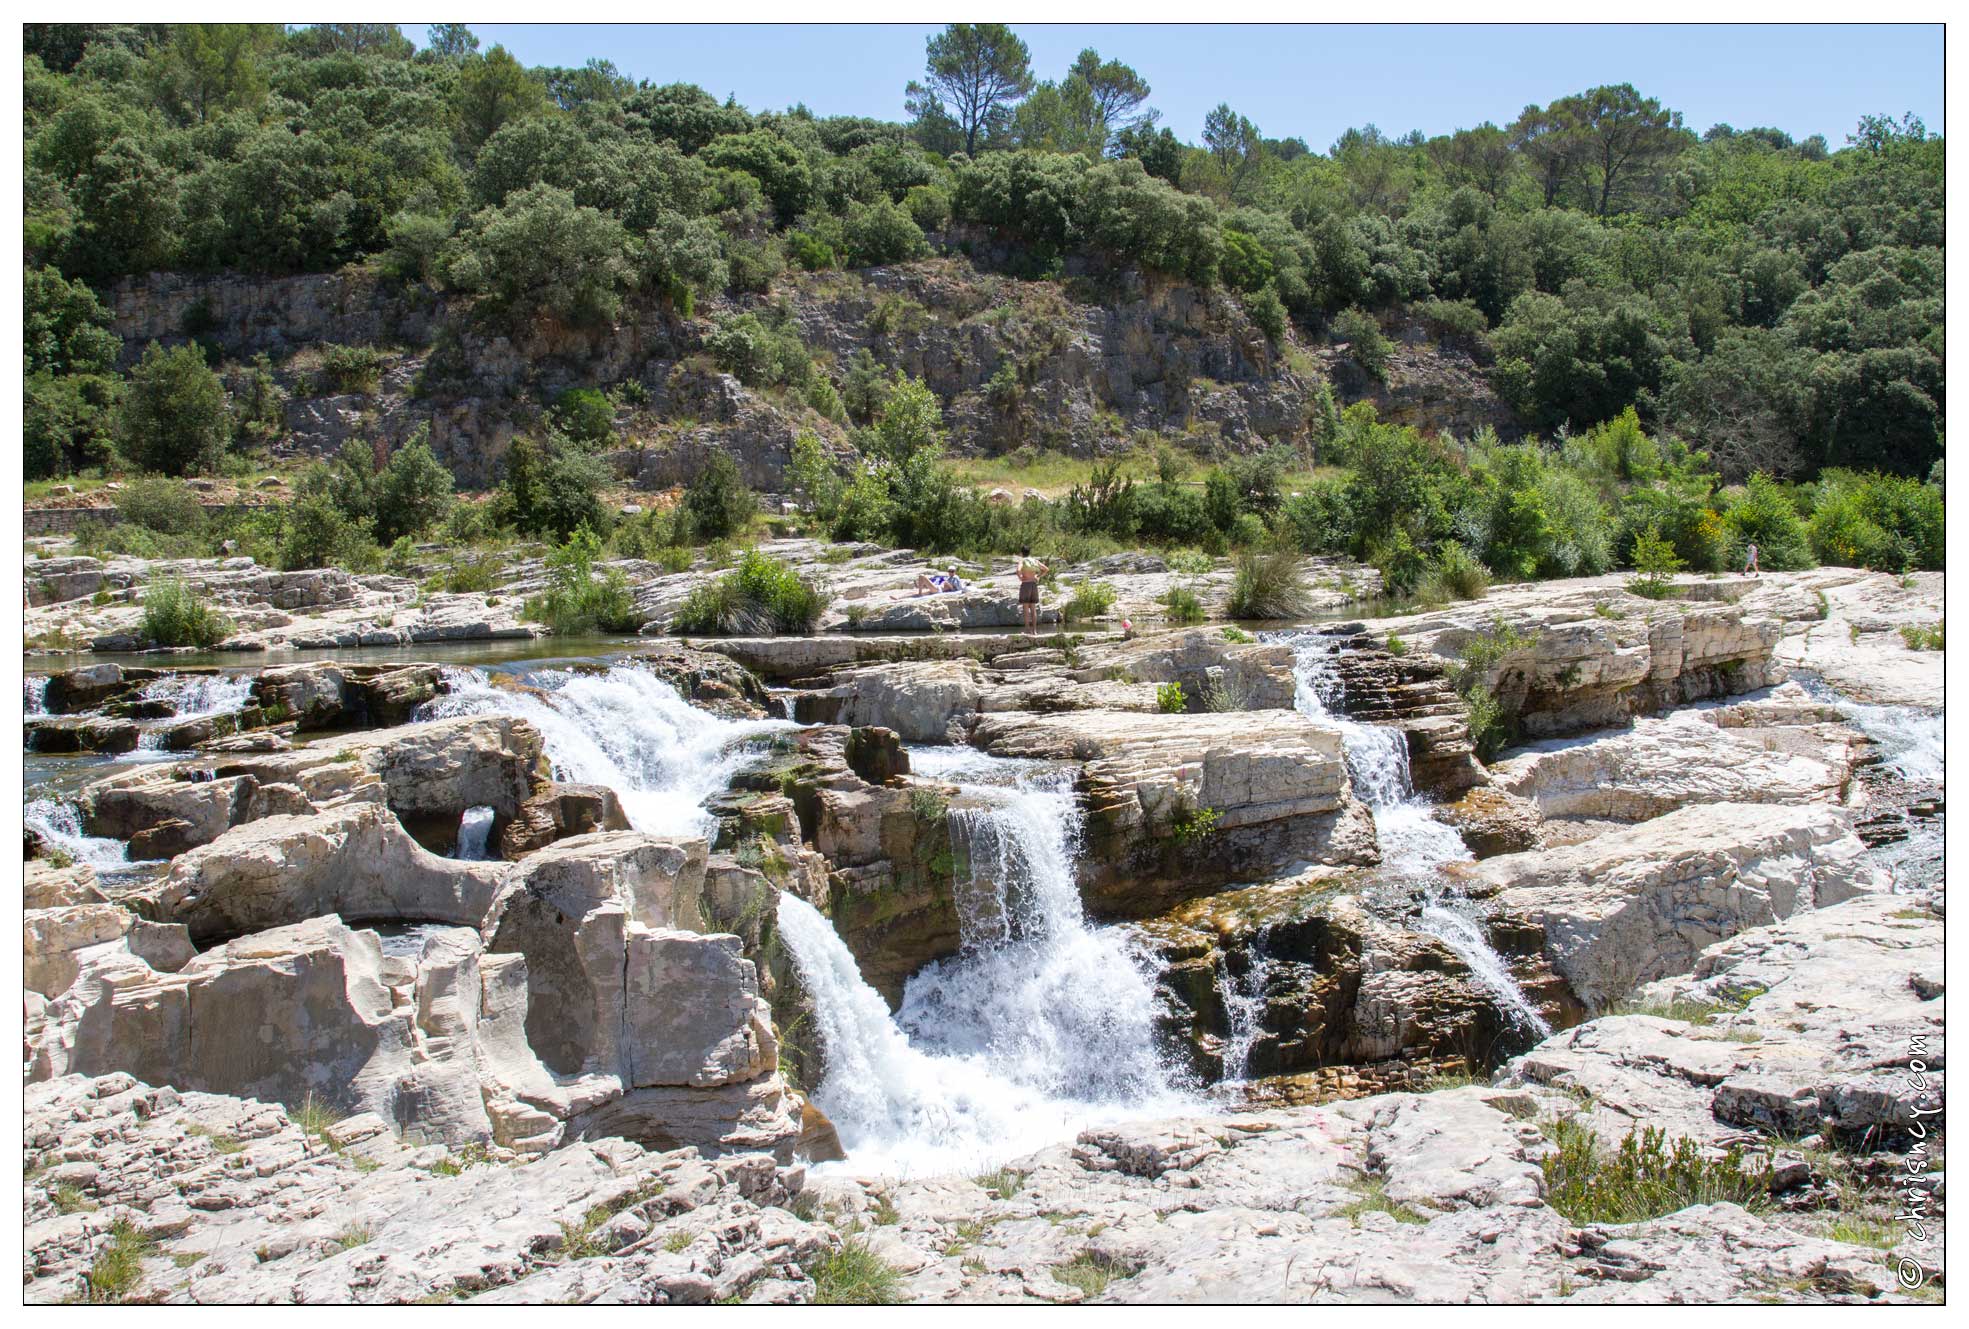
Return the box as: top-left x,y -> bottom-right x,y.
671,549 -> 825,636
317,343 -> 387,394
1156,681 -> 1187,713
279,494 -> 379,571
523,529 -> 638,635
1227,548 -> 1311,620
1721,473 -> 1812,570
1385,632 -> 1408,657
842,197 -> 928,268
1626,522 -> 1684,598
373,435 -> 455,544
683,450 -> 755,540
1061,581 -> 1118,625
1367,530 -> 1430,599
118,341 -> 228,476
141,579 -> 231,648
1334,307 -> 1390,381
1170,803 -> 1220,844
116,475 -> 207,535
1540,1121 -> 1770,1224
1161,585 -> 1205,625
1221,626 -> 1255,643
1418,541 -> 1490,603
551,387 -> 616,445
1807,470 -> 1944,571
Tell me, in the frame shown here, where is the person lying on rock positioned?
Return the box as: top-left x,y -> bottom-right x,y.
900,570 -> 965,597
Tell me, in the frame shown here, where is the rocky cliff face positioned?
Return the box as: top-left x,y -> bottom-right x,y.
105,256 -> 1518,490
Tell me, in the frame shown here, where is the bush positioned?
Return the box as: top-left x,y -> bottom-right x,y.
1368,530 -> 1430,599
671,549 -> 825,636
523,529 -> 638,635
551,388 -> 616,446
1807,470 -> 1944,571
1540,1122 -> 1769,1225
1721,473 -> 1813,570
1334,307 -> 1390,381
1161,585 -> 1205,625
1227,548 -> 1311,620
1626,522 -> 1684,598
1418,541 -> 1490,603
505,437 -> 614,542
1900,621 -> 1944,651
1061,581 -> 1117,625
1245,285 -> 1287,344
1156,681 -> 1187,713
116,476 -> 207,535
317,343 -> 386,394
841,197 -> 927,268
279,494 -> 380,571
141,578 -> 231,648
118,341 -> 229,476
683,450 -> 756,541
373,435 -> 455,544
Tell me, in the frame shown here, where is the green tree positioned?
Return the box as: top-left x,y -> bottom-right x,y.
425,23 -> 479,60
374,434 -> 456,543
154,23 -> 281,123
1068,48 -> 1152,148
452,45 -> 546,152
117,341 -> 228,476
441,184 -> 635,327
915,23 -> 1033,155
683,450 -> 756,540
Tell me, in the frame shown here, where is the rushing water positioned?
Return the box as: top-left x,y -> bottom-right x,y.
1214,945 -> 1274,1083
24,676 -> 50,717
23,798 -> 151,876
133,673 -> 257,751
454,805 -> 496,860
1283,630 -> 1549,1035
419,665 -> 790,839
777,748 -> 1194,1175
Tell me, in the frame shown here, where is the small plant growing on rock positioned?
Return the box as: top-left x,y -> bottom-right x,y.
51,1183 -> 96,1215
1539,1121 -> 1770,1224
329,1223 -> 374,1252
141,578 -> 231,649
1385,632 -> 1408,657
71,1219 -> 149,1304
1227,548 -> 1311,620
1626,522 -> 1684,599
1220,626 -> 1254,644
1051,1249 -> 1132,1299
1155,681 -> 1187,713
671,550 -> 825,636
908,788 -> 950,825
1170,804 -> 1220,846
1331,1175 -> 1428,1226
974,1167 -> 1026,1200
1161,585 -> 1206,626
809,1237 -> 905,1305
1061,581 -> 1118,625
1899,621 -> 1944,651
524,528 -> 639,636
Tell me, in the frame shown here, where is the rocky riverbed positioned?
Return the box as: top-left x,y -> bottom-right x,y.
20,554 -> 1943,1304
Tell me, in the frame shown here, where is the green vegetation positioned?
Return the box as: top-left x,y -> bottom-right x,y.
671,549 -> 825,635
1540,1121 -> 1770,1224
1332,1175 -> 1429,1226
1161,585 -> 1205,625
524,528 -> 638,635
329,1223 -> 374,1252
141,577 -> 231,647
1226,547 -> 1311,620
1899,621 -> 1943,651
71,1219 -> 149,1304
974,1167 -> 1027,1200
1051,1250 -> 1130,1299
1170,804 -> 1221,845
1155,681 -> 1187,713
1060,580 -> 1117,624
809,1237 -> 906,1305
1626,522 -> 1685,598
1449,618 -> 1534,759
19,24 -> 1944,596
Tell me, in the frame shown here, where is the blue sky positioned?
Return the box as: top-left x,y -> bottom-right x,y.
407,23 -> 1943,150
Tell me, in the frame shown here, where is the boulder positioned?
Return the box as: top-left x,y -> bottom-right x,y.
24,904 -> 194,996
25,859 -> 107,910
497,782 -> 632,858
25,716 -> 140,754
43,663 -> 146,713
1457,802 -> 1885,1013
1437,786 -> 1542,857
331,715 -> 547,847
793,660 -> 983,743
139,802 -> 509,944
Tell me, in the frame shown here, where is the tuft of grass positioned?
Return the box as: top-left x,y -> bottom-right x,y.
557,1179 -> 667,1260
329,1223 -> 374,1252
809,1237 -> 906,1305
1051,1249 -> 1131,1299
1161,584 -> 1206,625
907,788 -> 950,825
1540,1121 -> 1770,1224
1155,680 -> 1187,713
1593,600 -> 1626,619
871,1195 -> 901,1226
1899,621 -> 1944,651
294,1093 -> 342,1143
72,1219 -> 149,1304
664,1230 -> 695,1253
141,578 -> 232,648
1331,1175 -> 1429,1226
1417,540 -> 1491,603
1385,631 -> 1408,657
672,549 -> 825,636
1226,547 -> 1312,620
1220,625 -> 1255,643
51,1183 -> 97,1215
973,1167 -> 1027,1200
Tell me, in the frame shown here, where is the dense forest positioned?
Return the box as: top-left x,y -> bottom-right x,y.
22,22 -> 1946,590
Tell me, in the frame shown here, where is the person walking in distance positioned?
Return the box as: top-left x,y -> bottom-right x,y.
1742,541 -> 1760,578
1015,546 -> 1049,636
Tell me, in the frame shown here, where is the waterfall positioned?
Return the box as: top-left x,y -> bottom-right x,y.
1285,632 -> 1548,1036
1417,903 -> 1552,1039
454,805 -> 496,860
1794,676 -> 1944,784
1214,947 -> 1273,1083
419,665 -> 789,839
24,676 -> 50,717
135,673 -> 256,751
24,799 -> 147,874
777,749 -> 1194,1175
1286,633 -> 1470,874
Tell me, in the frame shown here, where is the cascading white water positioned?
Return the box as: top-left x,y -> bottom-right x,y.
1794,677 -> 1944,784
419,665 -> 789,838
24,676 -> 50,717
23,798 -> 148,874
1417,903 -> 1552,1038
1287,633 -> 1470,874
1285,631 -> 1548,1035
1214,948 -> 1273,1083
777,748 -> 1194,1175
454,805 -> 496,860
135,673 -> 257,751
